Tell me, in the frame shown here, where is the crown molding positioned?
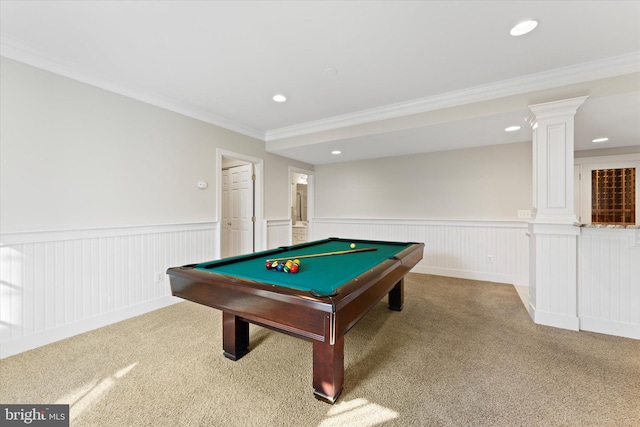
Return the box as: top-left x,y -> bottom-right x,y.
0,36 -> 265,141
3,33 -> 638,144
265,52 -> 640,142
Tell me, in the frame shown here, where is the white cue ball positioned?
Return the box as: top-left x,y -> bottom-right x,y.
350,243 -> 356,249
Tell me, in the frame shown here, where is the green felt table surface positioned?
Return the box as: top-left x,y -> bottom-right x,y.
194,238 -> 412,296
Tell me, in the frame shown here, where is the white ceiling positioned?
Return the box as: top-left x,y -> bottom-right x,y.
1,1 -> 639,165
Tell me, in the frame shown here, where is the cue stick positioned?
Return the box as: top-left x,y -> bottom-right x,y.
266,247 -> 377,263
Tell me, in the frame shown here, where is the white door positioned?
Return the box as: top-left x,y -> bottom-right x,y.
227,163 -> 254,257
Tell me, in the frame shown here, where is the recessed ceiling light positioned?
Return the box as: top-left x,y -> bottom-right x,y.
331,150 -> 341,155
592,137 -> 609,143
505,125 -> 521,132
510,19 -> 538,36
272,94 -> 287,103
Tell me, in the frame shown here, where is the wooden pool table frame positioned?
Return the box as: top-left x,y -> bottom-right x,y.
167,238 -> 424,403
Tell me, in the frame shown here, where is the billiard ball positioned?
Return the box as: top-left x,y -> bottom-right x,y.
350,243 -> 356,249
290,264 -> 299,273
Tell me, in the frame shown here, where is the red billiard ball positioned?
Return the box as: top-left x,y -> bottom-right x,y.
289,264 -> 299,273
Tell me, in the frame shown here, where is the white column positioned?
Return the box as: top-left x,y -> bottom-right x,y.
527,96 -> 587,331
529,96 -> 587,224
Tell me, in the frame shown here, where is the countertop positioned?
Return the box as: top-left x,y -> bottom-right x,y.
579,224 -> 640,229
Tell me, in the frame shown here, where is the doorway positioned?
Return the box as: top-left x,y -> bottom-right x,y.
290,167 -> 314,245
219,150 -> 264,258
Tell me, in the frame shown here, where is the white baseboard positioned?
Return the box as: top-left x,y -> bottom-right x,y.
532,308 -> 580,331
579,317 -> 640,340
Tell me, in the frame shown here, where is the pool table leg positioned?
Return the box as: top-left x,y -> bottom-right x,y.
222,312 -> 249,361
312,336 -> 344,404
388,279 -> 404,311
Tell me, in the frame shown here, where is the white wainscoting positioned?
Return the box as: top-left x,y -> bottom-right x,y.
310,218 -> 530,286
266,219 -> 291,249
528,224 -> 580,331
578,227 -> 640,340
0,222 -> 218,358
4,219 -> 634,358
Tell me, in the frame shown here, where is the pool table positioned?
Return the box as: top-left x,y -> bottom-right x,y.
166,237 -> 424,403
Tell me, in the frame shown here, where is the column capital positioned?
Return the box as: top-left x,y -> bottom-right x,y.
528,96 -> 589,122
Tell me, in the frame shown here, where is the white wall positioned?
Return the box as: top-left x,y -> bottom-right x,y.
314,142 -> 532,221
3,55 -> 634,357
0,57 -> 312,358
310,142 -> 533,287
0,57 -> 312,233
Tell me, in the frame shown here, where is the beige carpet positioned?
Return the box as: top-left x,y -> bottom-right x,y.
1,273 -> 639,426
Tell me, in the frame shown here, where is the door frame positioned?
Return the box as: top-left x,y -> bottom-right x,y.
217,149 -> 265,256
